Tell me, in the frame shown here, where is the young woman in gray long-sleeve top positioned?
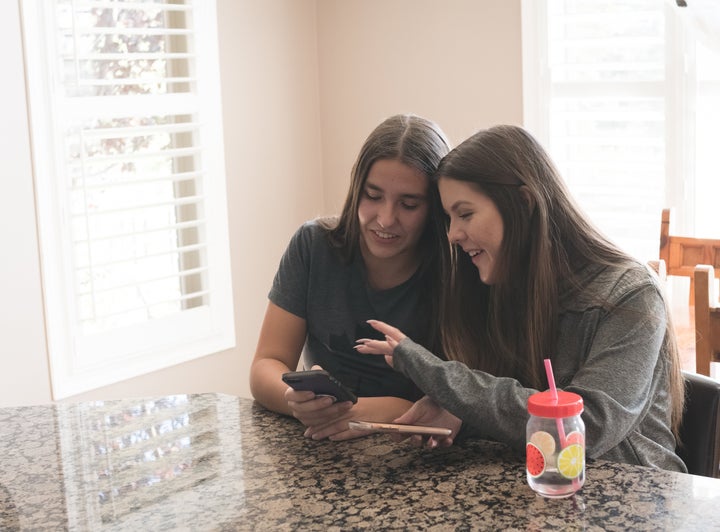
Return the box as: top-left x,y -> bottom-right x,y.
356,125 -> 687,472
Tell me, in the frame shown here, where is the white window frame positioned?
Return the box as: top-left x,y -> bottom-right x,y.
21,0 -> 235,399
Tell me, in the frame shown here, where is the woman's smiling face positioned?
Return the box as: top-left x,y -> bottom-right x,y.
438,176 -> 504,285
357,158 -> 430,264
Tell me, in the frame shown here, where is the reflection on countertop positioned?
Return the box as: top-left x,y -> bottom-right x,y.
0,394 -> 719,531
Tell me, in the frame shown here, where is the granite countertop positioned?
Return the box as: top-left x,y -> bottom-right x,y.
0,393 -> 718,531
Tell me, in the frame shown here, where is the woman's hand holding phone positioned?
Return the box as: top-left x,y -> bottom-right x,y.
282,369 -> 357,403
283,386 -> 353,427
282,369 -> 355,429
300,396 -> 414,442
281,367 -> 429,443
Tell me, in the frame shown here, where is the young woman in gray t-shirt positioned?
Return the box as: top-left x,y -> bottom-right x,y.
250,114 -> 450,441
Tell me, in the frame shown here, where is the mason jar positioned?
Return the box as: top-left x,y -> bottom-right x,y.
526,390 -> 585,498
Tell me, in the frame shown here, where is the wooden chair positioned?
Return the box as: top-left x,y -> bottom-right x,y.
677,371 -> 720,478
647,259 -> 666,281
694,265 -> 720,378
659,208 -> 720,304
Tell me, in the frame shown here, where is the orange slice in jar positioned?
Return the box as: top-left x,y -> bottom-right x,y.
530,430 -> 556,457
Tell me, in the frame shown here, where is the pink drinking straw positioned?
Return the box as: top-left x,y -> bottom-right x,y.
544,358 -> 581,490
544,358 -> 559,402
543,358 -> 567,448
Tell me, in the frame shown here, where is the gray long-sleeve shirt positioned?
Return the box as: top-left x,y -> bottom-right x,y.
392,262 -> 687,473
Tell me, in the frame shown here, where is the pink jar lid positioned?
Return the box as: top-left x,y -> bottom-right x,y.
528,390 -> 583,418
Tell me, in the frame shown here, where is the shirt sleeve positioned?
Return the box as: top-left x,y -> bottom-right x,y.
268,223 -> 313,319
561,282 -> 670,459
392,339 -> 533,449
392,281 -> 670,456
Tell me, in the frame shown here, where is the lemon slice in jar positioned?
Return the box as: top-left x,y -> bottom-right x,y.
557,443 -> 584,479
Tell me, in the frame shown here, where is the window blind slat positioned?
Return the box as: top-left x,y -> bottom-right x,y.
59,95 -> 200,118
61,27 -> 192,37
65,52 -> 196,61
69,1 -> 192,12
68,76 -> 197,88
68,146 -> 202,167
75,242 -> 207,270
70,195 -> 205,218
80,290 -> 211,324
76,266 -> 209,299
73,219 -> 206,245
68,171 -> 205,190
551,82 -> 664,98
80,122 -> 202,139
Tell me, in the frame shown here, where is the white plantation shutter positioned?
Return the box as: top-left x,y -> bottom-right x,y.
692,38 -> 720,238
22,0 -> 235,398
522,0 -> 720,262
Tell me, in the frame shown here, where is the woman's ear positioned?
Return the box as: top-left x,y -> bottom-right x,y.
519,185 -> 536,215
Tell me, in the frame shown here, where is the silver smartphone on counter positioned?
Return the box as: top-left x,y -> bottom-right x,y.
348,421 -> 452,437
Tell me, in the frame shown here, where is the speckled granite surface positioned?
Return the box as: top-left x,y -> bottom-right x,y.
0,394 -> 718,531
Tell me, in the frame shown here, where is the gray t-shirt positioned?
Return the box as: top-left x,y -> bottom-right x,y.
392,262 -> 687,472
269,220 -> 431,401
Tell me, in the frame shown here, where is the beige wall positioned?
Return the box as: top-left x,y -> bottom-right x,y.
317,0 -> 523,211
0,0 -> 54,406
0,0 -> 521,407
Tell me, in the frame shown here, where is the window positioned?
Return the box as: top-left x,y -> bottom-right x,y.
22,0 -> 234,398
522,0 -> 720,262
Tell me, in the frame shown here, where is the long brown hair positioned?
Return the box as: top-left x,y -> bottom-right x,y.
319,114 -> 451,352
434,124 -> 684,436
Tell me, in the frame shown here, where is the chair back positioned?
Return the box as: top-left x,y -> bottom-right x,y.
694,265 -> 720,377
678,371 -> 720,478
647,259 -> 666,282
659,208 -> 720,304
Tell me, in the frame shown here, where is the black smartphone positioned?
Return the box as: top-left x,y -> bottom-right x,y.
281,369 -> 358,404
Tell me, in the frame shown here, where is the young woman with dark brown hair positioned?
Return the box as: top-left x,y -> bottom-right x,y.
251,114 -> 450,441
357,125 -> 686,471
